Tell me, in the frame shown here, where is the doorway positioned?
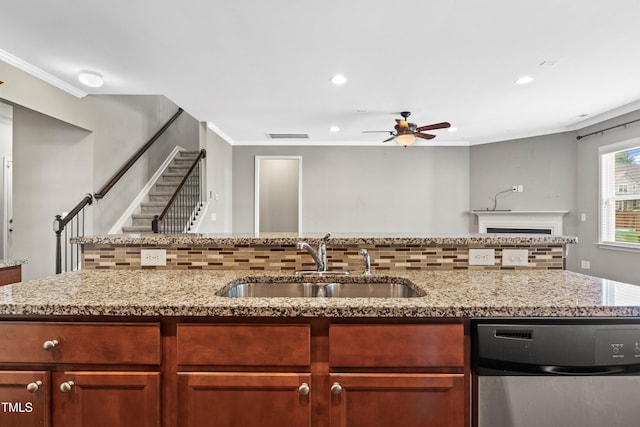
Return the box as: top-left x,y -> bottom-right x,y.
254,156 -> 301,233
0,102 -> 12,259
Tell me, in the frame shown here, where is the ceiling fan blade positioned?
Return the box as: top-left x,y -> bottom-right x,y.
415,132 -> 436,140
382,135 -> 396,143
416,122 -> 451,132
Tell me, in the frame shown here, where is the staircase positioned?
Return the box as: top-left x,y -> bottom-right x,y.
121,150 -> 202,233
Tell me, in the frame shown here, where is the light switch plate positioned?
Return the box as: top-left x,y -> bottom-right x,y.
469,249 -> 495,266
502,249 -> 529,266
141,249 -> 167,266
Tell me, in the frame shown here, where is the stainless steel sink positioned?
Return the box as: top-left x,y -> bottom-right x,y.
322,282 -> 419,298
220,280 -> 421,298
223,282 -> 321,298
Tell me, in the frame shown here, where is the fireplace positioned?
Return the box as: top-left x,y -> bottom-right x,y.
472,211 -> 568,235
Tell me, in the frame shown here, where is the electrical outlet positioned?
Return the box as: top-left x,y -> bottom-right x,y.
517,185 -> 524,193
512,185 -> 524,193
502,249 -> 529,266
581,260 -> 591,269
141,249 -> 167,266
469,249 -> 496,266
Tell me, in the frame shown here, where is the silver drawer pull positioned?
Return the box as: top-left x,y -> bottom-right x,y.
298,383 -> 310,396
43,340 -> 59,350
59,381 -> 74,393
331,382 -> 342,395
26,381 -> 42,393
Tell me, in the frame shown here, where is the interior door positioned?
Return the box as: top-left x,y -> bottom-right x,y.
255,156 -> 301,233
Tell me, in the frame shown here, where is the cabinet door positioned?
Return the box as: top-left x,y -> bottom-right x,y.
178,372 -> 312,427
0,371 -> 50,427
329,373 -> 465,427
53,371 -> 160,427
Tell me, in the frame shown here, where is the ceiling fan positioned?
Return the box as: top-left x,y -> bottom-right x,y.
364,111 -> 451,147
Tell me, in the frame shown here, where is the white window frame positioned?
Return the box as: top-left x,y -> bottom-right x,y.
599,137 -> 640,252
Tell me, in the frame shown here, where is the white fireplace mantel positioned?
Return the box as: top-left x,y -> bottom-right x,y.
472,210 -> 569,235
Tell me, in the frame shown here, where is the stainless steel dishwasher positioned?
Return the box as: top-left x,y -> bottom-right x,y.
472,318 -> 640,427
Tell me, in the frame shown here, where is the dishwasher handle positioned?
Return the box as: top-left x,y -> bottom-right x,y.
541,365 -> 626,376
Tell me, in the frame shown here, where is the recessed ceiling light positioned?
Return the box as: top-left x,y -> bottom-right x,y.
447,126 -> 458,132
515,75 -> 534,85
330,74 -> 347,85
78,70 -> 104,88
329,126 -> 340,132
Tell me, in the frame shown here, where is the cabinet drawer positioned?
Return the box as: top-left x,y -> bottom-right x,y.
0,322 -> 161,365
177,324 -> 310,367
329,324 -> 464,368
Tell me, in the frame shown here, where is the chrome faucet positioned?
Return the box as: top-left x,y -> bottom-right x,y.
360,248 -> 372,275
297,233 -> 331,272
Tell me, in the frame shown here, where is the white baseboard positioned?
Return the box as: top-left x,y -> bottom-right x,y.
109,146 -> 186,234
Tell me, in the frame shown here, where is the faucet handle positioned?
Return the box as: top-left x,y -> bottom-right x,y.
360,249 -> 372,276
322,232 -> 331,242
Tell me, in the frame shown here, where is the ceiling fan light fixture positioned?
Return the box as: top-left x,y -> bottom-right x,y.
396,132 -> 415,147
515,75 -> 534,85
330,74 -> 347,85
78,70 -> 104,88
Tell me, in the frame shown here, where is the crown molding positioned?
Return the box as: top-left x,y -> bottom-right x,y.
0,49 -> 87,98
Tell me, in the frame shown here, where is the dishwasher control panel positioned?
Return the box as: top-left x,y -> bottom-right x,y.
595,328 -> 640,364
473,320 -> 640,374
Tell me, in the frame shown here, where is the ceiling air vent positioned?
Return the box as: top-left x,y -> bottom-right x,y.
267,133 -> 309,139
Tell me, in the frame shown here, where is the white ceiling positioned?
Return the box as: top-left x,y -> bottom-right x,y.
2,0 -> 640,146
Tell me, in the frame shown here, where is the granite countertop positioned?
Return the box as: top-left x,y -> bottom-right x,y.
0,269 -> 638,318
73,232 -> 577,246
0,260 -> 27,268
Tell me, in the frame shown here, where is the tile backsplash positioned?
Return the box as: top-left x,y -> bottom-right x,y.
81,243 -> 565,271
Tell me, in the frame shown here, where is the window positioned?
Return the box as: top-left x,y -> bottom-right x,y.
600,140 -> 640,247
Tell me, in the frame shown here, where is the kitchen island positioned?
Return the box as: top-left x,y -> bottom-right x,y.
1,233 -> 638,427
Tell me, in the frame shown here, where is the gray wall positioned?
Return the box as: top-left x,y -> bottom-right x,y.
469,132 -> 579,270
573,109 -> 640,285
198,125 -> 233,233
13,106 -> 93,280
233,146 -> 470,233
87,95 -> 199,234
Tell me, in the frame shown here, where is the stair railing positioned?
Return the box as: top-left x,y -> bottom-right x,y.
53,108 -> 184,274
53,194 -> 92,274
94,108 -> 183,199
152,149 -> 206,233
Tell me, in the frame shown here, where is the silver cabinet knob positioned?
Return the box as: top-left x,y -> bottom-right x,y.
43,340 -> 59,350
331,382 -> 342,395
26,381 -> 42,393
298,383 -> 310,396
59,381 -> 74,393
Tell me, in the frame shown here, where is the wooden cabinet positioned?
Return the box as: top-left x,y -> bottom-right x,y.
178,372 -> 311,427
0,318 -> 469,427
328,324 -> 467,427
176,321 -> 469,427
53,371 -> 160,427
329,373 -> 465,427
176,324 -> 312,427
0,322 -> 161,427
0,265 -> 21,286
0,371 -> 50,427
